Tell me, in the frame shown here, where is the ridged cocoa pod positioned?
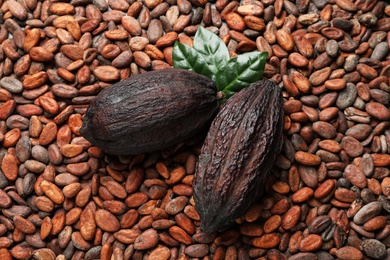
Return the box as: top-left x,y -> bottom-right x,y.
193,80 -> 284,233
80,68 -> 218,155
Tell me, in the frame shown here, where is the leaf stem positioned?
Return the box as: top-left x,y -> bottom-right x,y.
216,91 -> 226,101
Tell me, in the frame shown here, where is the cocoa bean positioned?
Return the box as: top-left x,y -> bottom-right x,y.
0,0 -> 388,258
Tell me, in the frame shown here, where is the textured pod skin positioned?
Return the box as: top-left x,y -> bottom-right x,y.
80,68 -> 218,155
193,80 -> 284,233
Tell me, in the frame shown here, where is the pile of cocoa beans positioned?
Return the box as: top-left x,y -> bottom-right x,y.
0,0 -> 390,259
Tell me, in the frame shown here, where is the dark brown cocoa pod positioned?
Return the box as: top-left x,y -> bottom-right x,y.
193,80 -> 284,233
80,68 -> 218,155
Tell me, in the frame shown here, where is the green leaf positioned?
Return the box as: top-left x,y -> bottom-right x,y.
215,52 -> 268,98
193,26 -> 230,79
172,41 -> 212,77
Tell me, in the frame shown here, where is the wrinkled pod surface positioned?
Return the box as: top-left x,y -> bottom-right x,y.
80,68 -> 219,155
194,79 -> 284,233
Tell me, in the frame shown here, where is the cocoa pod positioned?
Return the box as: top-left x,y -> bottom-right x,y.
80,68 -> 218,154
193,80 -> 284,233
